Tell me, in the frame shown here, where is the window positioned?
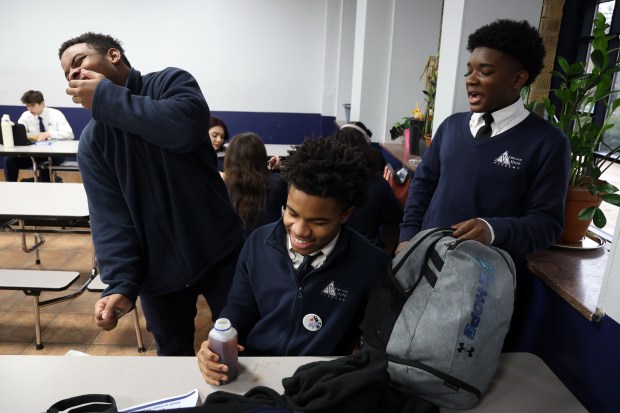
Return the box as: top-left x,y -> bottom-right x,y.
557,0 -> 620,239
596,1 -> 620,238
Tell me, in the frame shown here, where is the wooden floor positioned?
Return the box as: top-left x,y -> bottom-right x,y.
0,170 -> 212,356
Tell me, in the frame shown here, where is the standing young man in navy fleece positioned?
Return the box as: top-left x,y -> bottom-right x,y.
397,19 -> 570,264
197,137 -> 390,385
59,33 -> 244,356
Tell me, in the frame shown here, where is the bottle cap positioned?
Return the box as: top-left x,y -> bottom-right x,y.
213,318 -> 232,332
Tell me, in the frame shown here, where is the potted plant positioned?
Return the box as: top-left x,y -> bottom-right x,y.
421,54 -> 439,146
389,54 -> 439,151
389,108 -> 425,156
543,12 -> 620,242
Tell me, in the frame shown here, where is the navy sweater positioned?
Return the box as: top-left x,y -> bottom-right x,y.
400,111 -> 570,262
78,67 -> 244,300
221,219 -> 390,356
347,174 -> 403,248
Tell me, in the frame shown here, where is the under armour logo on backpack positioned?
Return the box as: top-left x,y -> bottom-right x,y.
457,342 -> 475,357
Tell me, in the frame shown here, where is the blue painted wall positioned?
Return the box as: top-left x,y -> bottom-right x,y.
212,111 -> 338,144
0,105 -> 338,167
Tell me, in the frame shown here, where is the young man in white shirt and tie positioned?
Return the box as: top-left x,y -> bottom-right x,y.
3,90 -> 74,182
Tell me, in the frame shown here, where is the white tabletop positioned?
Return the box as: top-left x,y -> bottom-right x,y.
0,352 -> 585,413
0,182 -> 88,219
0,269 -> 79,291
0,355 -> 329,412
264,144 -> 296,157
0,140 -> 79,157
442,352 -> 586,412
86,274 -> 107,291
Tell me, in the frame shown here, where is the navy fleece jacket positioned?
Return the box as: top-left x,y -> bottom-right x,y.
221,219 -> 390,356
78,67 -> 244,301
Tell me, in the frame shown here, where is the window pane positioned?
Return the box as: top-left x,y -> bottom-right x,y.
599,162 -> 620,236
596,1 -> 615,33
595,0 -> 619,239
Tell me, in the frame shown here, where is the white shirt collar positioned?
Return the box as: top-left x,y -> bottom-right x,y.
287,230 -> 340,270
469,98 -> 529,138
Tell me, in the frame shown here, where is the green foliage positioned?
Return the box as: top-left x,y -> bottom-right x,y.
389,117 -> 412,140
544,12 -> 620,227
421,54 -> 439,136
390,54 -> 439,140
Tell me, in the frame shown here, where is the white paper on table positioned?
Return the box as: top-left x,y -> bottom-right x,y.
121,389 -> 199,411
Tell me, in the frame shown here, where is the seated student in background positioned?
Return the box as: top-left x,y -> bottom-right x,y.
333,127 -> 402,254
209,116 -> 229,172
197,137 -> 390,385
221,132 -> 288,239
396,19 -> 570,265
4,90 -> 74,182
340,121 -> 386,172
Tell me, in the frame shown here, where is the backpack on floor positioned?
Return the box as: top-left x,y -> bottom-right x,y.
361,227 -> 516,409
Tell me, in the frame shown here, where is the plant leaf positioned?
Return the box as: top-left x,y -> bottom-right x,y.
593,208 -> 607,228
597,181 -> 619,194
558,56 -> 570,74
578,206 -> 597,220
591,49 -> 606,69
567,62 -> 586,77
602,193 -> 620,206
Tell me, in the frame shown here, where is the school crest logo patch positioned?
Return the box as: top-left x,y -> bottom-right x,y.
494,151 -> 522,169
321,281 -> 348,302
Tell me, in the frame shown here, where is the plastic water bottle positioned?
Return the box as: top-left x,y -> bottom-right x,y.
1,114 -> 14,148
208,318 -> 239,383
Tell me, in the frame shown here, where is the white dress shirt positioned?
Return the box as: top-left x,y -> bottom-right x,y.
469,98 -> 529,139
287,230 -> 340,270
17,106 -> 74,140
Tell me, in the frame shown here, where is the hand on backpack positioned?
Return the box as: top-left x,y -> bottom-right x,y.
452,219 -> 492,245
395,241 -> 409,255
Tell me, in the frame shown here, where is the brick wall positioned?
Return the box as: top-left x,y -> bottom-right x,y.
529,0 -> 566,109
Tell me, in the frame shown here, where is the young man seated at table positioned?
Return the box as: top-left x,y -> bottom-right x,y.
197,137 -> 390,386
3,90 -> 74,182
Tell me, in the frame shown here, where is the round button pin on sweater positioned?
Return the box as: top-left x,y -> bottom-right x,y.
302,314 -> 323,331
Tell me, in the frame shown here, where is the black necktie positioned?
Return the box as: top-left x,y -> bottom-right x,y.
475,112 -> 494,140
38,116 -> 46,133
296,253 -> 321,282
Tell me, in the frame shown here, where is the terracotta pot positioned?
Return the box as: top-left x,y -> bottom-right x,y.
558,186 -> 602,243
424,135 -> 432,147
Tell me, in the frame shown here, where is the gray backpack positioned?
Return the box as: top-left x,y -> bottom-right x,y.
361,227 -> 516,409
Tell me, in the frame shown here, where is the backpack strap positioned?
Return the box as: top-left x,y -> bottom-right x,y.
46,394 -> 118,413
388,355 -> 482,399
392,227 -> 454,274
397,228 -> 454,289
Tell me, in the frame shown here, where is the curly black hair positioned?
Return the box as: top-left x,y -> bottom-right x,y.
467,19 -> 545,86
333,128 -> 385,174
281,137 -> 371,211
58,32 -> 131,67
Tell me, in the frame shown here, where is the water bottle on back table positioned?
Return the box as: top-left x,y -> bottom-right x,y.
1,114 -> 15,148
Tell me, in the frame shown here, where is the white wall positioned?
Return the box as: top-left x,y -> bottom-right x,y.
0,0 -> 328,114
386,0 -> 443,139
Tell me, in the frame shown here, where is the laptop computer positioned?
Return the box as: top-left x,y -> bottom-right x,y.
0,123 -> 33,146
